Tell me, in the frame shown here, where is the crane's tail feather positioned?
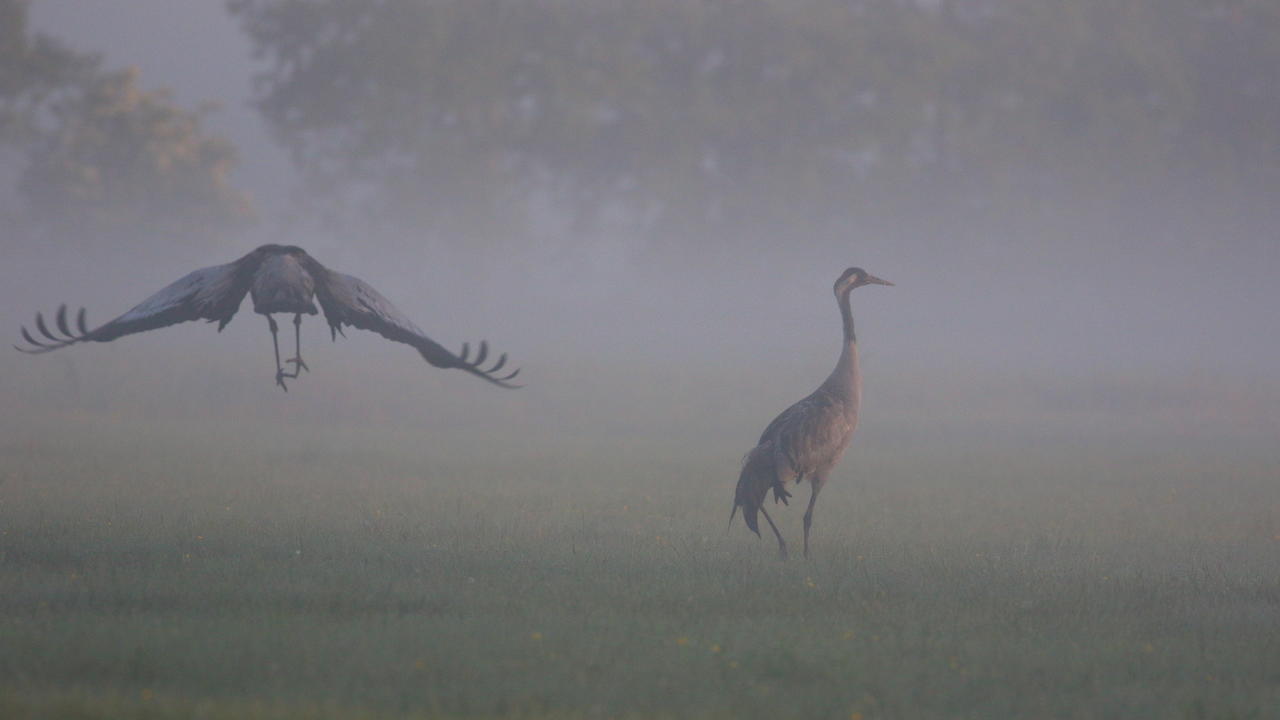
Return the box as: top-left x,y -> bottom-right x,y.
733,446 -> 778,538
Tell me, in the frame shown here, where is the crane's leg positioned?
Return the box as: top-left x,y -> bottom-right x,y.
758,504 -> 788,560
284,313 -> 309,375
802,480 -> 823,559
268,315 -> 288,392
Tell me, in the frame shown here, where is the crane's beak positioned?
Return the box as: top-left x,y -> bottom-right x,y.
864,274 -> 894,286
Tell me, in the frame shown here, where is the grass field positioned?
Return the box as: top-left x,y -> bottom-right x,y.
2,410 -> 1279,719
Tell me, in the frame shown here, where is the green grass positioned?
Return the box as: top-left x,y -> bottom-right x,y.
2,413 -> 1279,719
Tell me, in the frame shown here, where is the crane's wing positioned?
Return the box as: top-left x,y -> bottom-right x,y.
16,259 -> 255,354
758,392 -> 847,474
758,395 -> 815,447
308,265 -> 520,389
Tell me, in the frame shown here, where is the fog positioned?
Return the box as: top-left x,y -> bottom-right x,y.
6,4 -> 1280,715
4,0 -> 1278,461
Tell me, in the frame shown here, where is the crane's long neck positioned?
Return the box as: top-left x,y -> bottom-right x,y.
822,288 -> 861,401
839,286 -> 856,344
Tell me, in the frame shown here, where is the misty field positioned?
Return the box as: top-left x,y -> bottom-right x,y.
2,412 -> 1279,720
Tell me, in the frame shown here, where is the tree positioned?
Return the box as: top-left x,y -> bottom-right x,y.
0,0 -> 94,144
18,66 -> 253,244
231,0 -> 965,247
1,0 -> 253,251
230,0 -> 1280,250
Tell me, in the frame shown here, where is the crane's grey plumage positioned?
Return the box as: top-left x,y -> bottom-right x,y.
731,266 -> 892,558
16,244 -> 521,390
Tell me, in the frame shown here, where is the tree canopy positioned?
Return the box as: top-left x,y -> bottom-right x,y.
1,0 -> 252,250
231,0 -> 1280,247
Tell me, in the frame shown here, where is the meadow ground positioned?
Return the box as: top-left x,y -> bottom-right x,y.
2,413 -> 1279,719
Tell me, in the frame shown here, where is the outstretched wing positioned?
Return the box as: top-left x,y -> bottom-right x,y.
307,264 -> 520,389
16,258 -> 255,354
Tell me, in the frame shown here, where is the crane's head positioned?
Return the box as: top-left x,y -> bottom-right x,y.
835,267 -> 893,295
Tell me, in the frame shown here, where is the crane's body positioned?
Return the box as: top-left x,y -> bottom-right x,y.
732,266 -> 891,558
251,251 -> 319,317
17,244 -> 520,391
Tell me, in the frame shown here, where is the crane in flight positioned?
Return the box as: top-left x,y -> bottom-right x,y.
16,244 -> 520,391
731,266 -> 892,558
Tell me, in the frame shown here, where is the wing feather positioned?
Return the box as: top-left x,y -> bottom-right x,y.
307,263 -> 520,389
16,257 -> 255,354
757,392 -> 847,474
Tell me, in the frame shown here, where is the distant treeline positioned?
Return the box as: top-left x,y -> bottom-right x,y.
3,0 -> 1278,250
230,0 -> 1280,244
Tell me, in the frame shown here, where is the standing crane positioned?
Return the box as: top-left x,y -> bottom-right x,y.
730,267 -> 892,558
16,244 -> 520,391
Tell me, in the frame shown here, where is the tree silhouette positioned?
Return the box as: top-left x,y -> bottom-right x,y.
230,0 -> 1280,248
1,0 -> 253,250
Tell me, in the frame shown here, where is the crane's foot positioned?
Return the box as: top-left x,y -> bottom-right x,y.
772,483 -> 792,505
277,361 -> 304,386
276,362 -> 303,390
777,543 -> 789,561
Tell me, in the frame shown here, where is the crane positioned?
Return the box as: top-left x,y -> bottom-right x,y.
730,267 -> 892,558
16,244 -> 520,391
